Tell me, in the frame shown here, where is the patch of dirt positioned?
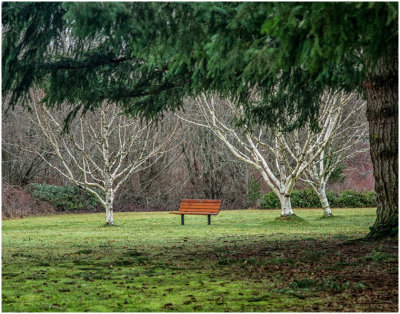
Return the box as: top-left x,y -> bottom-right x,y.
186,237 -> 398,312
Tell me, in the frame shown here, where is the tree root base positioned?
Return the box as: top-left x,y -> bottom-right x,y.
280,213 -> 297,218
365,224 -> 398,241
321,214 -> 337,219
275,214 -> 308,224
103,223 -> 119,227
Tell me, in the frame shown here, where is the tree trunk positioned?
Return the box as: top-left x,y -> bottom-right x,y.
364,56 -> 398,239
318,185 -> 332,217
105,189 -> 114,225
105,203 -> 113,225
279,194 -> 294,216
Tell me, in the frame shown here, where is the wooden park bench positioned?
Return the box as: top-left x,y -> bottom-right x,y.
170,199 -> 222,225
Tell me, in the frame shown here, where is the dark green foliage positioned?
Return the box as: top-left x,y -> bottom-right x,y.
360,191 -> 378,208
2,2 -> 66,110
290,189 -> 320,208
3,3 -> 396,131
337,190 -> 367,208
2,2 -> 192,128
260,192 -> 280,209
261,189 -> 376,209
333,190 -> 378,208
29,183 -> 102,212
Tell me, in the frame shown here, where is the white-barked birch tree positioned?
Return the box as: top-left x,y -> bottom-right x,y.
301,93 -> 369,216
25,90 -> 178,224
177,93 -> 354,217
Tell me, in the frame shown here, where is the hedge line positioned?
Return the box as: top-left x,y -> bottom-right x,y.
29,183 -> 103,212
261,189 -> 376,209
29,183 -> 376,212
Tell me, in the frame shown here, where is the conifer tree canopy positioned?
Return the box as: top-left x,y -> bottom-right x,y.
2,2 -> 398,238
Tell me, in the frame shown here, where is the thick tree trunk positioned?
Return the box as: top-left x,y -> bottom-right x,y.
318,184 -> 332,217
279,194 -> 294,216
364,56 -> 398,239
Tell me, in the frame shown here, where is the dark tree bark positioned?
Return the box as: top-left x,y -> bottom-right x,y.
364,56 -> 398,239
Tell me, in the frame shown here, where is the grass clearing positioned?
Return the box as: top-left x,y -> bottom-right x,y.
2,208 -> 398,312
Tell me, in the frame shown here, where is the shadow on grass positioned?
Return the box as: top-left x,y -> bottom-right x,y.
99,223 -> 121,228
319,214 -> 344,220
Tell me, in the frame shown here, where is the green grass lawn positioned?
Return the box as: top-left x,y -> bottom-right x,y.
2,208 -> 398,312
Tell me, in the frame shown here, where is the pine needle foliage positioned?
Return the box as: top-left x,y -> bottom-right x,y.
2,2 -> 397,130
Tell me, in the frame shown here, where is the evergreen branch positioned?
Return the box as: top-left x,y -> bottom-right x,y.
42,55 -> 134,71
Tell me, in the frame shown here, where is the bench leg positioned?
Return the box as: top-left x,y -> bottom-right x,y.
181,214 -> 184,225
208,215 -> 211,225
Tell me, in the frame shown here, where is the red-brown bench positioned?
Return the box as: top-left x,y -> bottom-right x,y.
170,199 -> 222,225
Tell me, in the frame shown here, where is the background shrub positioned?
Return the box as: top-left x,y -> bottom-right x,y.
360,191 -> 377,207
2,182 -> 55,219
29,183 -> 103,212
337,190 -> 365,208
261,189 -> 376,209
260,192 -> 280,209
290,189 -> 321,208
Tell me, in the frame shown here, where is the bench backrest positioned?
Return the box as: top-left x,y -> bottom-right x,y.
178,199 -> 222,214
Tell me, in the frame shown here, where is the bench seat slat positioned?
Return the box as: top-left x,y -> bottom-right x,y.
180,199 -> 221,203
179,206 -> 221,210
170,211 -> 219,215
179,204 -> 221,208
178,210 -> 220,213
178,211 -> 219,213
180,201 -> 221,205
180,202 -> 221,205
178,209 -> 219,214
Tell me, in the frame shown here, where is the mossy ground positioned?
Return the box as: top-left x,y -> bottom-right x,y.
2,208 -> 398,312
